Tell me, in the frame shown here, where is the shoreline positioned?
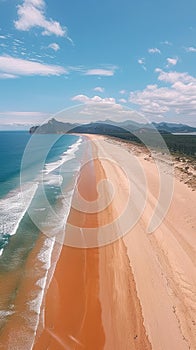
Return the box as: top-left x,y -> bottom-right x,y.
105,136 -> 196,191
32,135 -> 152,349
0,135 -> 195,349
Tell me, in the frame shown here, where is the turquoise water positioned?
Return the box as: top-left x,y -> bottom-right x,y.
0,131 -> 84,257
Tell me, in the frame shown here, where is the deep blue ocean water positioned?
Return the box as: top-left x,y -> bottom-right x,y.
0,131 -> 84,256
0,131 -> 31,197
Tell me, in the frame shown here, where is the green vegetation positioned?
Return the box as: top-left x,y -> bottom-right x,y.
163,134 -> 196,156
29,118 -> 196,157
114,132 -> 196,156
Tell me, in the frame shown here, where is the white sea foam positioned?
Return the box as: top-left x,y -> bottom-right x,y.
40,188 -> 75,241
0,310 -> 15,319
38,137 -> 83,240
5,236 -> 56,350
0,183 -> 38,236
35,277 -> 45,288
0,137 -> 83,242
34,208 -> 46,212
44,137 -> 83,175
27,236 -> 55,349
27,139 -> 84,348
1,137 -> 84,349
43,174 -> 63,186
37,237 -> 55,270
0,139 -> 80,260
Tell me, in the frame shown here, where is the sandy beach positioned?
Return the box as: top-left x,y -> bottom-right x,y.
0,135 -> 195,349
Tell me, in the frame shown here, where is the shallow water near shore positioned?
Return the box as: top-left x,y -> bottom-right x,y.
0,131 -> 85,340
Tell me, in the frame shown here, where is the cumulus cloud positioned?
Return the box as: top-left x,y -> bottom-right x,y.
48,43 -> 60,51
155,68 -> 195,84
85,69 -> 115,76
70,94 -> 142,123
72,95 -> 116,104
148,48 -> 161,54
129,69 -> 196,118
0,55 -> 67,78
166,57 -> 178,66
14,0 -> 68,37
93,86 -> 104,92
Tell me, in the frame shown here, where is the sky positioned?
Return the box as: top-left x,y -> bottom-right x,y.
0,0 -> 196,129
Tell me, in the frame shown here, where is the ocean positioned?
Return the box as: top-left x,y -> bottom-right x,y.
0,131 -> 84,257
0,131 -> 86,347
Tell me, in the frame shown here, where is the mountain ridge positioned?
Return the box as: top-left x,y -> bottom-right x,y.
29,118 -> 196,135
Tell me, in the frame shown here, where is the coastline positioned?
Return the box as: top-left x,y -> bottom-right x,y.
0,135 -> 195,349
103,136 -> 196,349
106,136 -> 196,191
32,135 -> 152,349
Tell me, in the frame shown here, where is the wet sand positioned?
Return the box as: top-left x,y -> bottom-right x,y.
33,137 -> 151,349
0,135 -> 195,349
0,233 -> 51,350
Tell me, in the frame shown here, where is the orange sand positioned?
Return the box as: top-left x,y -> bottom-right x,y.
32,139 -> 151,349
1,135 -> 195,350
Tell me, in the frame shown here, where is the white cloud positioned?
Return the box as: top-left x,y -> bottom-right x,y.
119,98 -> 127,103
138,58 -> 146,70
0,55 -> 67,78
14,0 -> 67,37
0,111 -> 48,117
48,43 -> 60,51
93,86 -> 104,92
185,46 -> 196,53
161,40 -> 172,46
0,35 -> 6,39
0,110 -> 50,126
119,89 -> 126,95
138,58 -> 145,65
72,95 -> 116,104
85,69 -> 115,76
72,94 -> 91,103
155,68 -> 195,84
70,94 -> 142,123
166,57 -> 178,66
0,73 -> 17,79
129,69 -> 196,119
148,48 -> 161,54
66,66 -> 116,76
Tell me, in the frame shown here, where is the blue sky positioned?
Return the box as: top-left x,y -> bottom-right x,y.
0,0 -> 196,129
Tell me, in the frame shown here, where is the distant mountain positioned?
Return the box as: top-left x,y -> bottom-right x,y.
151,122 -> 196,133
28,118 -> 196,156
29,118 -> 196,135
29,118 -> 78,134
69,122 -> 133,138
98,119 -> 144,131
